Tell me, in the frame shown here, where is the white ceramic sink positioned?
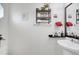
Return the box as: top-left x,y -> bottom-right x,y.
57,38 -> 79,55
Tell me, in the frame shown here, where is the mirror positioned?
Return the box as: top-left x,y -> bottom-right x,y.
65,3 -> 79,39
0,4 -> 4,18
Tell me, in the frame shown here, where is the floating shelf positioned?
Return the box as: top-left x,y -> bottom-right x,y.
36,8 -> 51,24
36,8 -> 51,12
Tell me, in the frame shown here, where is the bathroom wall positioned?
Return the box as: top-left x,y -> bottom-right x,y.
0,4 -> 9,46
8,3 -> 65,55
66,3 -> 79,36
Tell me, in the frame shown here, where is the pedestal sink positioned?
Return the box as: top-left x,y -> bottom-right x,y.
57,37 -> 79,55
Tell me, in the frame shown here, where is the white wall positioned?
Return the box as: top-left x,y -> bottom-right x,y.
8,3 -> 65,55
0,4 -> 9,46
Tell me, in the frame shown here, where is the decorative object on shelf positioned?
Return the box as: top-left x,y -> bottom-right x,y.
41,3 -> 49,11
0,34 -> 3,40
76,9 -> 79,24
48,32 -> 65,38
66,22 -> 73,27
61,31 -> 64,37
0,34 -> 5,40
68,14 -> 72,18
54,32 -> 58,37
0,34 -> 5,47
36,3 -> 51,24
48,34 -> 53,38
55,21 -> 62,26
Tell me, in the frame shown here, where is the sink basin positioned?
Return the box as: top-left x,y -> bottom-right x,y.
57,38 -> 79,55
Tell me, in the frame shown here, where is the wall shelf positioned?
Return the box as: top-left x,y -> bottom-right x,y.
36,8 -> 51,12
36,8 -> 51,24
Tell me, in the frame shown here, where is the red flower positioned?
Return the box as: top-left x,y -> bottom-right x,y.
66,22 -> 73,27
55,22 -> 62,26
